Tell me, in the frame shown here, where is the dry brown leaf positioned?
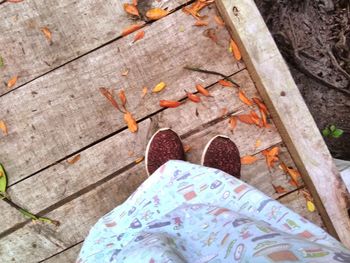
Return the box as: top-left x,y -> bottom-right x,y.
124,111 -> 138,133
218,79 -> 233,87
255,139 -> 262,148
123,3 -> 140,17
133,30 -> 145,43
121,69 -> 129,76
146,8 -> 169,20
118,90 -> 127,108
159,100 -> 181,108
67,154 -> 81,164
41,27 -> 52,42
186,91 -> 201,103
0,120 -> 8,136
142,87 -> 148,98
7,76 -> 18,89
280,162 -> 301,187
230,39 -> 242,61
121,22 -> 145,36
194,20 -> 209,26
203,28 -> 218,43
99,87 -> 123,112
214,15 -> 225,26
237,114 -> 255,125
135,156 -> 144,163
184,145 -> 192,153
241,155 -> 258,165
238,90 -> 253,106
195,84 -> 211,97
229,116 -> 237,129
272,185 -> 287,194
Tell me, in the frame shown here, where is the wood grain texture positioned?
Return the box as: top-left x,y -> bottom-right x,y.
42,243 -> 82,263
0,0 -> 187,95
216,0 -> 350,247
0,6 -> 244,185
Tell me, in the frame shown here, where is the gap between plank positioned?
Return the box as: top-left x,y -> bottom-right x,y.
0,0 -> 195,98
38,241 -> 83,263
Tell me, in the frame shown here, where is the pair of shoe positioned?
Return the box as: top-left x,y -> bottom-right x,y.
145,128 -> 241,178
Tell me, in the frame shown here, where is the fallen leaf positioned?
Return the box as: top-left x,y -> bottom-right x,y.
272,185 -> 287,194
186,90 -> 201,103
179,25 -> 185,32
218,79 -> 233,87
152,82 -> 166,93
132,0 -> 138,5
0,55 -> 4,68
237,114 -> 255,125
0,121 -> 7,136
238,90 -> 253,106
306,200 -> 315,212
123,3 -> 140,17
124,111 -> 138,133
260,109 -> 268,127
142,87 -> 148,98
229,116 -> 237,129
99,87 -> 123,112
262,146 -> 279,168
255,139 -> 262,148
195,84 -> 211,97
118,90 -> 127,108
182,0 -> 214,19
41,27 -> 52,42
250,110 -> 262,127
280,162 -> 301,186
252,97 -> 268,114
146,8 -> 169,20
159,100 -> 181,108
0,164 -> 8,193
220,108 -> 228,117
7,76 -> 18,89
184,145 -> 192,153
133,30 -> 145,43
135,156 -> 144,164
67,154 -> 81,164
203,28 -> 218,43
121,22 -> 145,36
241,155 -> 258,165
194,20 -> 209,26
214,15 -> 225,26
230,39 -> 242,60
121,69 -> 129,76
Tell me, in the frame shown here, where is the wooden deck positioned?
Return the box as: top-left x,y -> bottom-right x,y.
0,1 -> 331,262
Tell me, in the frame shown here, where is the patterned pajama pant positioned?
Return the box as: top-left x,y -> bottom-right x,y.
78,161 -> 350,262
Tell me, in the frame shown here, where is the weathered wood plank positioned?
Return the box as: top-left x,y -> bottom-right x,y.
42,243 -> 82,263
0,0 -> 187,95
216,0 -> 350,247
0,6 -> 244,185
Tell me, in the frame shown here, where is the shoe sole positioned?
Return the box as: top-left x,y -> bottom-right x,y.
201,135 -> 230,166
145,127 -> 171,176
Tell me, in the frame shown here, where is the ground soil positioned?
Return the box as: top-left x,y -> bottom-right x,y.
255,0 -> 350,160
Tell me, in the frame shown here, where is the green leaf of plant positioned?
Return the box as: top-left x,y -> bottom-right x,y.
322,128 -> 330,137
0,164 -> 8,193
331,128 -> 344,138
0,55 -> 4,68
329,125 -> 336,132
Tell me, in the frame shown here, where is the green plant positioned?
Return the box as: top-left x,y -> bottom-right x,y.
322,125 -> 344,138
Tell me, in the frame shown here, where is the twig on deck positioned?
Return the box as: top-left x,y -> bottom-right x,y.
184,66 -> 240,87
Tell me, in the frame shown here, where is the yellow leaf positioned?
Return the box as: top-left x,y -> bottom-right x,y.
135,156 -> 144,163
0,120 -> 8,136
124,111 -> 138,133
7,76 -> 18,89
255,139 -> 261,148
146,8 -> 169,20
307,200 -> 315,212
152,82 -> 166,93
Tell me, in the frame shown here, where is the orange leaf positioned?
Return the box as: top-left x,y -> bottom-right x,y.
262,146 -> 279,168
229,116 -> 237,129
135,156 -> 144,163
141,87 -> 148,98
252,97 -> 268,114
280,162 -> 301,187
0,120 -> 8,136
220,108 -> 228,117
214,15 -> 225,26
133,30 -> 145,43
250,110 -> 262,127
99,87 -> 123,112
132,0 -> 138,5
121,69 -> 129,76
182,0 -> 213,19
218,79 -> 233,87
255,139 -> 262,148
195,84 -> 211,97
272,185 -> 287,194
121,22 -> 145,36
123,3 -> 140,17
194,20 -> 209,26
159,100 -> 181,108
184,145 -> 192,153
238,90 -> 253,106
241,155 -> 258,165
260,109 -> 268,127
67,154 -> 81,164
237,114 -> 255,125
146,8 -> 169,20
124,111 -> 138,133
7,76 -> 18,89
118,90 -> 127,108
185,91 -> 201,103
230,39 -> 242,61
41,27 -> 52,42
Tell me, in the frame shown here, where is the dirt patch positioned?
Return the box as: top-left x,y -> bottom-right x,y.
255,0 -> 350,160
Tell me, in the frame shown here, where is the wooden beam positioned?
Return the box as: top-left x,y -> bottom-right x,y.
216,0 -> 350,247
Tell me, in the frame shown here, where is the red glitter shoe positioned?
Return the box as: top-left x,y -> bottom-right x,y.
145,128 -> 185,176
201,135 -> 241,178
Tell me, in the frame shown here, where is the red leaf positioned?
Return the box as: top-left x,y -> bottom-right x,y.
185,90 -> 201,103
99,87 -> 123,113
159,100 -> 181,108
